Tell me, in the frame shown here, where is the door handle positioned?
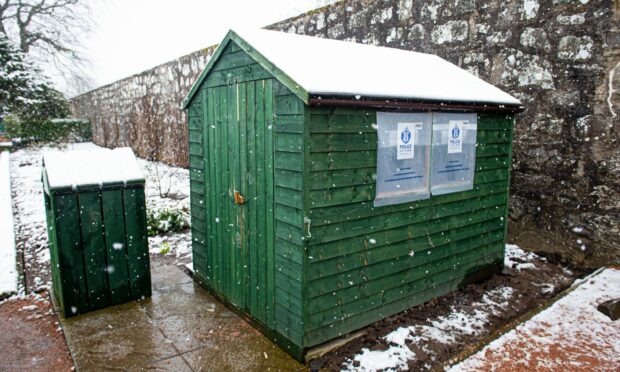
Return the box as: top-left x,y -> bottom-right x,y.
234,190 -> 246,205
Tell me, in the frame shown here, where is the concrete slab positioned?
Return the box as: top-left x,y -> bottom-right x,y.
56,258 -> 304,371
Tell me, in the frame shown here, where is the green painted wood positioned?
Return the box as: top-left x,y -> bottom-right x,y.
308,181 -> 507,227
299,109 -> 514,348
309,113 -> 375,134
275,151 -> 303,171
274,169 -> 303,190
304,253 -> 501,346
204,88 -> 216,281
265,78 -> 276,328
307,223 -> 505,283
211,48 -> 256,72
44,192 -> 64,305
205,63 -> 273,88
78,191 -> 109,309
274,114 -> 304,134
307,193 -> 506,245
275,203 -> 303,225
255,79 -> 267,323
239,81 -> 250,311
275,238 -> 304,265
214,86 -> 225,292
101,189 -> 131,305
501,115 -> 515,263
275,220 -> 305,246
200,79 -> 279,329
123,187 -> 151,299
306,233 -> 506,316
54,194 -> 89,316
309,217 -> 504,265
275,132 -> 303,153
227,78 -> 241,306
221,85 -> 233,298
44,168 -> 150,318
246,80 -> 259,319
306,241 -> 504,328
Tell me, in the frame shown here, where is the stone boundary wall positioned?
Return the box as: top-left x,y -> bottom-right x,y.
71,0 -> 620,266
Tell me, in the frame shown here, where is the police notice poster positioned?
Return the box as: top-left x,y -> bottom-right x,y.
374,112 -> 431,207
431,113 -> 477,195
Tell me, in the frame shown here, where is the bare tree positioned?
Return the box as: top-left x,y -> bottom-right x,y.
0,0 -> 94,95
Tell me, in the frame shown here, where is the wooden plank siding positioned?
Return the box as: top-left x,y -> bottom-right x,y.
188,87 -> 208,281
188,42 -> 305,347
301,108 -> 514,347
44,185 -> 150,317
273,80 -> 305,346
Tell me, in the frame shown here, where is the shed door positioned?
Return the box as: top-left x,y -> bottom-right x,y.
204,80 -> 275,326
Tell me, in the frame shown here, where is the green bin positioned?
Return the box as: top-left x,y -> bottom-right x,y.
42,147 -> 151,317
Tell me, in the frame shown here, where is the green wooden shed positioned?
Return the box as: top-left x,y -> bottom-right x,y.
42,147 -> 151,317
182,28 -> 523,359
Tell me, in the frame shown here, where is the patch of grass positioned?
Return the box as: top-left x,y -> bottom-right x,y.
159,241 -> 171,255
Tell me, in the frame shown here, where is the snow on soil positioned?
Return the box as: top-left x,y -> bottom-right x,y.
0,151 -> 18,295
343,286 -> 516,371
10,142 -> 191,293
449,268 -> 620,371
504,243 -> 539,271
343,245 -> 542,372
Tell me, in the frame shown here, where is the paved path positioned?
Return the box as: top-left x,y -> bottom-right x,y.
450,268 -> 620,371
57,259 -> 305,371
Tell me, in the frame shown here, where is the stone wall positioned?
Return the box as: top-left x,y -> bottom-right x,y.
70,47 -> 215,166
71,0 -> 620,266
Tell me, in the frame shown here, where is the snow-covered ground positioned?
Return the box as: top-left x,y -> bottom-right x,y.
450,268 -> 620,371
9,142 -> 191,293
342,245 -> 569,372
0,151 -> 18,296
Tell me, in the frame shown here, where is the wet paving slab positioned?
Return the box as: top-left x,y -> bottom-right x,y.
56,259 -> 305,371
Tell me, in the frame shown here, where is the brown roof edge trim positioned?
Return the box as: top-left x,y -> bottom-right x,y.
308,96 -> 525,113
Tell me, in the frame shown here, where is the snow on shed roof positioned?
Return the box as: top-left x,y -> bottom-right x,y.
43,147 -> 144,190
184,29 -> 522,108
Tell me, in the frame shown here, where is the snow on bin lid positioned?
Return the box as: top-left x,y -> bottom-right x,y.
43,147 -> 144,189
186,28 -> 522,107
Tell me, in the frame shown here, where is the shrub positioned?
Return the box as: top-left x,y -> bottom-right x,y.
5,115 -> 91,142
147,207 -> 189,237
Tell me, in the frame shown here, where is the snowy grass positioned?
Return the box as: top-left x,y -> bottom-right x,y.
0,151 -> 18,296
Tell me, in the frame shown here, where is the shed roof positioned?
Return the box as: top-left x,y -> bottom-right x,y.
43,147 -> 144,190
183,29 -> 522,109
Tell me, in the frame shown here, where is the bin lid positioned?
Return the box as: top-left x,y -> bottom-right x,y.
43,147 -> 144,190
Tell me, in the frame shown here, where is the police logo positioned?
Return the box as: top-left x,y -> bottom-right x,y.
451,126 -> 460,139
401,127 -> 412,144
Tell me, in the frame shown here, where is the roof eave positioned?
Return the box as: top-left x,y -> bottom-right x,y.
308,94 -> 524,113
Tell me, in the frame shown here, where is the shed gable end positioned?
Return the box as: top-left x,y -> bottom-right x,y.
202,41 -> 274,88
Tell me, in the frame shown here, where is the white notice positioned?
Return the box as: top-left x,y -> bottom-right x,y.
396,122 -> 416,160
447,120 -> 464,154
